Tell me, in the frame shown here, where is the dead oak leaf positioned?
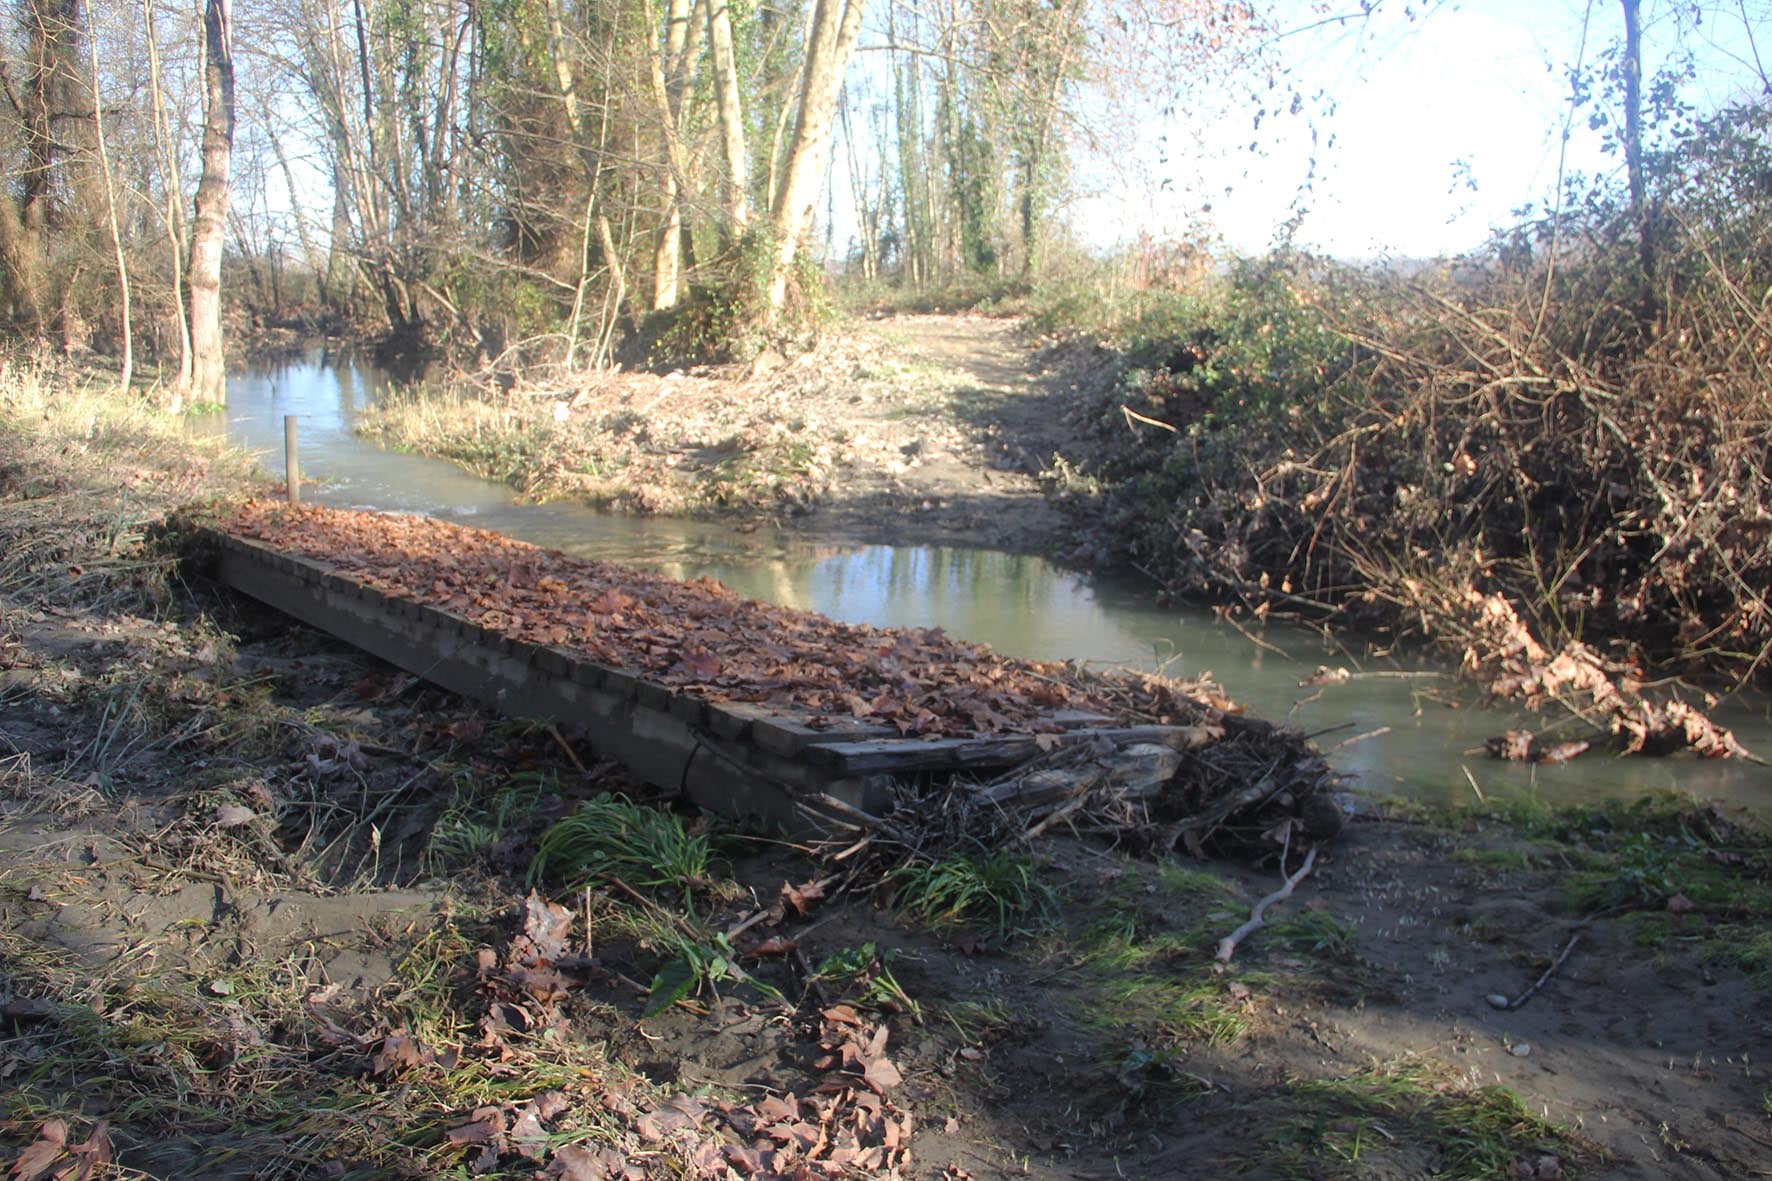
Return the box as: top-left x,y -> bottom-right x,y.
861,1056 -> 904,1094
781,878 -> 826,915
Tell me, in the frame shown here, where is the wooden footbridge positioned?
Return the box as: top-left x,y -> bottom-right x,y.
204,529 -> 1216,831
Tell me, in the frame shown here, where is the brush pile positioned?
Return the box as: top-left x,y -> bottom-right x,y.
1055,106 -> 1772,762
806,720 -> 1340,866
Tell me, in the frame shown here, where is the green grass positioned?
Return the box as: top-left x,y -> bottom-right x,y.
1704,923 -> 1772,981
887,848 -> 1055,938
529,794 -> 713,899
932,998 -> 1016,1045
1152,861 -> 1240,902
1075,913 -> 1197,971
1455,792 -> 1772,928
0,909 -> 625,1176
1091,975 -> 1257,1047
1258,910 -> 1356,956
1449,846 -> 1555,870
1255,1059 -> 1588,1180
427,771 -> 559,872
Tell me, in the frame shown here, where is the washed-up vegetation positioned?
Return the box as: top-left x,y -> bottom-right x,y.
1037,105 -> 1772,760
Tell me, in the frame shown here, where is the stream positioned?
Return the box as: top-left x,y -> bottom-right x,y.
200,350 -> 1771,811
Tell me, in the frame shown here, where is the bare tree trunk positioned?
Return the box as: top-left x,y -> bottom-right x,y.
86,5 -> 130,392
652,0 -> 704,309
266,120 -> 324,312
144,0 -> 191,393
841,89 -> 879,280
188,0 -> 235,404
13,0 -> 87,337
1619,0 -> 1656,324
767,0 -> 864,312
707,0 -> 751,229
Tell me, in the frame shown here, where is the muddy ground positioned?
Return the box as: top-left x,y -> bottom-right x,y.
1,355 -> 1769,1180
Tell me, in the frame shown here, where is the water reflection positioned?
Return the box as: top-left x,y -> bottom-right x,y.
210,353 -> 1772,811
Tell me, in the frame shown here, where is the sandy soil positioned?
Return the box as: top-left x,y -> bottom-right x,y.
2,360 -> 1769,1181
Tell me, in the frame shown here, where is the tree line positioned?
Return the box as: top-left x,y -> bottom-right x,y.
0,0 -> 1268,389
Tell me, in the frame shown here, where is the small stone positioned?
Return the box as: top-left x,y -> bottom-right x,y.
1508,1042 -> 1532,1057
1486,993 -> 1512,1009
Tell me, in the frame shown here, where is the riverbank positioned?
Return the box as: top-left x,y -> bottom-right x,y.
356,315 -> 1077,557
2,366 -> 1770,1178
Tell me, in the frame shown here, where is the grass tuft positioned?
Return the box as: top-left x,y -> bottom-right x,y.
1257,1058 -> 1590,1180
887,848 -> 1054,938
529,794 -> 712,899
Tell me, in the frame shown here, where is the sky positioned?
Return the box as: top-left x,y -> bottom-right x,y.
1064,0 -> 1771,258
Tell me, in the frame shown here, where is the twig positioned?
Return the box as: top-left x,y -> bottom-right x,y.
1462,764 -> 1487,804
1488,932 -> 1580,1011
1331,726 -> 1391,752
1121,403 -> 1179,433
546,724 -> 589,773
800,792 -> 913,844
830,835 -> 874,862
723,873 -> 842,940
1221,611 -> 1289,658
1214,846 -> 1319,964
795,947 -> 836,1007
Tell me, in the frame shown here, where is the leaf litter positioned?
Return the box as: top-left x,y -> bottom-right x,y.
207,500 -> 1225,739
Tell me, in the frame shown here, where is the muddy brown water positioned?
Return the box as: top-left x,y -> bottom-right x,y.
199,352 -> 1772,812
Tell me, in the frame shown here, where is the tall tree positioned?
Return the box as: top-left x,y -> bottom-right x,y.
144,0 -> 192,390
768,0 -> 865,311
706,0 -> 751,230
188,0 -> 235,403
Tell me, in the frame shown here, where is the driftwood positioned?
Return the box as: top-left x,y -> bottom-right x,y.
798,713 -> 1342,899
1486,932 -> 1581,1011
1214,846 -> 1319,964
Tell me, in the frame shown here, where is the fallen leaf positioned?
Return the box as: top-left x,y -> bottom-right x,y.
370,1032 -> 430,1077
213,804 -> 256,828
545,1144 -> 626,1181
445,1119 -> 502,1147
781,879 -> 826,915
861,1056 -> 904,1093
7,1139 -> 63,1181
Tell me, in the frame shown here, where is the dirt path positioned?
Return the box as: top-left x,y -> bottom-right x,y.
358,313 -> 1089,558
792,314 -> 1078,555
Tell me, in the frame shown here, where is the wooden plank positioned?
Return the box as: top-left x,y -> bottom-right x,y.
205,530 -> 815,828
1044,709 -> 1115,728
749,713 -> 899,757
803,735 -> 1043,775
804,725 -> 1194,776
204,529 -> 1206,820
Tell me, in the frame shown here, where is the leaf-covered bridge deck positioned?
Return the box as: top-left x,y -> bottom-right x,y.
195,502 -> 1287,829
